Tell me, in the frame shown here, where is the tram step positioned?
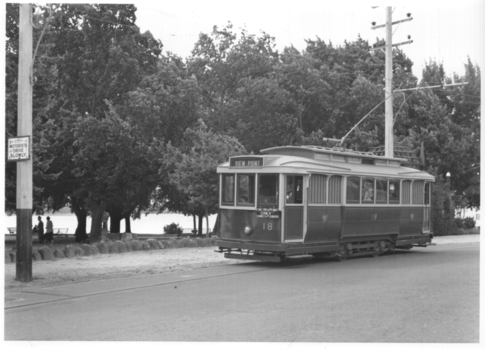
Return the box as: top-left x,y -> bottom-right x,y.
224,253 -> 281,262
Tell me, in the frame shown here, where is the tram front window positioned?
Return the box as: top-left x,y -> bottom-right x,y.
258,174 -> 278,205
222,174 -> 235,205
237,174 -> 255,206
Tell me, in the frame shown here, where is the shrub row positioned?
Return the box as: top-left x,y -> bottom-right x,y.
5,236 -> 218,264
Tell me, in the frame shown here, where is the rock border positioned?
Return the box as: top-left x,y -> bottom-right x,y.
4,237 -> 218,264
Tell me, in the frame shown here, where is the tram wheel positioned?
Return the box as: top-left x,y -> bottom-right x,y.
335,244 -> 349,261
372,241 -> 384,257
385,241 -> 396,253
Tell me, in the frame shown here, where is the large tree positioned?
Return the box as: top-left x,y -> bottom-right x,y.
33,4 -> 163,240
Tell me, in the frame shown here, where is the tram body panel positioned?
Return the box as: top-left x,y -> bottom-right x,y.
399,206 -> 425,237
305,206 -> 342,243
341,206 -> 401,238
220,209 -> 281,243
284,206 -> 304,240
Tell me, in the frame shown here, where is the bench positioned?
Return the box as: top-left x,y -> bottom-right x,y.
7,227 -> 16,235
54,228 -> 69,238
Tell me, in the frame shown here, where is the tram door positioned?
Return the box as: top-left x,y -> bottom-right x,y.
284,175 -> 304,240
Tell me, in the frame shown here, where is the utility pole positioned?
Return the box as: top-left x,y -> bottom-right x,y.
384,7 -> 393,158
16,3 -> 33,282
371,8 -> 413,158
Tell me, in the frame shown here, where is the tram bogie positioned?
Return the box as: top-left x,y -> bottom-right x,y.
215,145 -> 434,262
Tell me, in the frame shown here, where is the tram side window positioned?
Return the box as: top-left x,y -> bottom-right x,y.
402,180 -> 412,204
362,178 -> 375,204
389,180 -> 400,204
237,174 -> 255,206
376,179 -> 388,204
309,175 -> 327,204
328,176 -> 342,204
258,174 -> 279,205
346,176 -> 360,204
222,174 -> 235,205
286,175 -> 303,204
412,181 -> 425,205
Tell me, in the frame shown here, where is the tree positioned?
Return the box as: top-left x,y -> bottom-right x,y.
188,23 -> 279,132
164,120 -> 246,235
32,4 -> 163,239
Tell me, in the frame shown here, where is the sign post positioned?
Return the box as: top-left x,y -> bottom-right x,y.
8,136 -> 31,161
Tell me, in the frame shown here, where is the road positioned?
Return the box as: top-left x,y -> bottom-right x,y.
5,242 -> 479,343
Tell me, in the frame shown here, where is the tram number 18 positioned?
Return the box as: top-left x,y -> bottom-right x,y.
263,222 -> 273,231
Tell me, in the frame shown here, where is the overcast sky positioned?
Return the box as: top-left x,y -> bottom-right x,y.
135,0 -> 485,80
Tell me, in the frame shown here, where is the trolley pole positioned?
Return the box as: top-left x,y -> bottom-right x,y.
384,7 -> 394,158
16,3 -> 33,282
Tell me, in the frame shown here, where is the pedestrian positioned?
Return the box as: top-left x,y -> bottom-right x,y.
45,216 -> 54,244
37,216 -> 45,244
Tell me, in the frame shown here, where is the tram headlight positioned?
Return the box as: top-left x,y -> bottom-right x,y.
244,225 -> 253,235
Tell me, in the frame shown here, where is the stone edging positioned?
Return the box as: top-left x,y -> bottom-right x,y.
5,237 -> 218,264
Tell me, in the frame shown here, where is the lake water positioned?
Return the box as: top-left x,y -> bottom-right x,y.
3,212 -> 217,235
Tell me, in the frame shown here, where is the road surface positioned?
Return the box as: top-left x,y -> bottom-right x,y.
5,242 -> 479,343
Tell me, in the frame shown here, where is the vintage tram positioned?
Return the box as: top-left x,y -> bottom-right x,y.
215,145 -> 435,262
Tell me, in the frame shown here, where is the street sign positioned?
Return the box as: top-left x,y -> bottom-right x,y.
8,136 -> 30,161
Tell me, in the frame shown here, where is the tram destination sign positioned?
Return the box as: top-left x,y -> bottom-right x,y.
230,157 -> 263,167
256,207 -> 280,219
8,136 -> 30,161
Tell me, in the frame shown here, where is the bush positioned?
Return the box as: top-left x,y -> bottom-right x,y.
454,218 -> 465,229
38,246 -> 54,260
463,217 -> 476,229
96,242 -> 109,254
53,249 -> 65,259
147,238 -> 159,250
454,217 -> 476,231
63,245 -> 76,258
131,240 -> 142,251
115,240 -> 127,253
164,223 -> 183,236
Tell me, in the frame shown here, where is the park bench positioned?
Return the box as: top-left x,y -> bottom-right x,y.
7,227 -> 16,235
54,228 -> 69,238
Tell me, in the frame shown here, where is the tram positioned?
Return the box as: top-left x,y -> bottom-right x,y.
215,145 -> 435,262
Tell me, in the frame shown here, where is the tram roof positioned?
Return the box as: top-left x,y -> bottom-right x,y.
261,145 -> 408,162
218,145 -> 435,181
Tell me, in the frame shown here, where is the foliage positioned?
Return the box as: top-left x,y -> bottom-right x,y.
164,120 -> 246,234
454,217 -> 476,230
163,223 -> 183,236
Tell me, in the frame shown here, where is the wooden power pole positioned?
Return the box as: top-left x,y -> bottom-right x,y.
16,3 -> 33,282
372,7 -> 413,158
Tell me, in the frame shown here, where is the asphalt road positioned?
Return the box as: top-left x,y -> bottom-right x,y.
5,242 -> 479,343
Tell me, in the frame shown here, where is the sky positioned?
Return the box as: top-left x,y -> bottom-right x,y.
134,0 -> 485,80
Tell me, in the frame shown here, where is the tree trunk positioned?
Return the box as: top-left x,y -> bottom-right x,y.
193,214 -> 197,234
197,214 -> 203,237
124,213 -> 131,233
73,206 -> 88,242
205,206 -> 209,235
89,200 -> 106,242
108,207 -> 123,233
71,196 -> 88,242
